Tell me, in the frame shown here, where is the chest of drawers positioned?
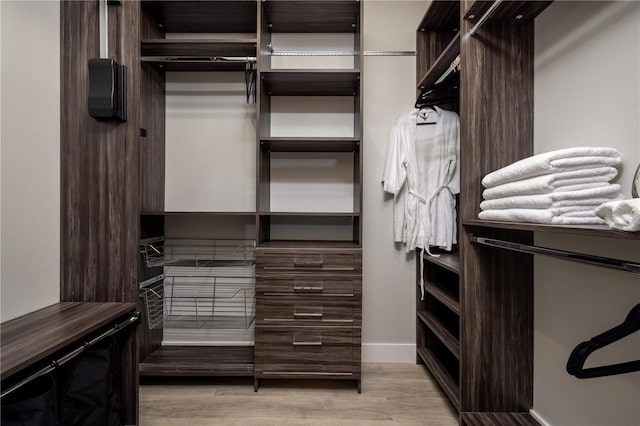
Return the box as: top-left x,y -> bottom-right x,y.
254,247 -> 362,392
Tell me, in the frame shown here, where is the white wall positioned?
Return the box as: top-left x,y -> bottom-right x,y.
361,0 -> 427,362
533,2 -> 640,425
0,1 -> 60,321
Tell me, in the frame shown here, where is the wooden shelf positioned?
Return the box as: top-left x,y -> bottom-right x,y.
424,282 -> 460,315
417,0 -> 461,31
261,137 -> 360,152
461,412 -> 541,426
260,212 -> 359,217
141,39 -> 256,57
417,32 -> 460,90
1,302 -> 137,380
259,240 -> 361,248
261,70 -> 360,96
140,346 -> 254,377
417,310 -> 459,359
141,211 -> 256,216
463,219 -> 640,240
464,1 -> 553,22
424,252 -> 460,274
417,347 -> 460,411
264,1 -> 359,33
142,1 -> 257,33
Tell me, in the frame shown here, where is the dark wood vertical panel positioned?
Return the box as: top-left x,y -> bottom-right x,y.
461,228 -> 533,412
459,2 -> 535,412
460,17 -> 533,221
61,1 -> 141,421
140,9 -> 165,213
61,0 -> 141,303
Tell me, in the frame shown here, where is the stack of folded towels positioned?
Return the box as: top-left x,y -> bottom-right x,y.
479,147 -> 624,225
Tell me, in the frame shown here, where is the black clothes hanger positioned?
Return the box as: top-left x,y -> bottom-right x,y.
566,303 -> 640,379
415,69 -> 460,110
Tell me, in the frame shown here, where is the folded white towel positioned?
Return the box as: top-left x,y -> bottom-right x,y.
480,184 -> 623,210
482,167 -> 619,200
482,147 -> 622,188
595,199 -> 640,232
479,209 -> 605,225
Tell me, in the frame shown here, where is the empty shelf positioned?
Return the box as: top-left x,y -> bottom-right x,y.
140,345 -> 254,377
142,1 -> 257,33
264,1 -> 359,33
261,70 -> 360,96
417,310 -> 460,359
424,282 -> 460,315
417,0 -> 460,31
260,137 -> 360,152
423,252 -> 460,274
417,347 -> 460,411
417,32 -> 460,90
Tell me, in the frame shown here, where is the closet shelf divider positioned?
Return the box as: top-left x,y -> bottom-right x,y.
417,309 -> 460,359
463,219 -> 640,240
423,282 -> 460,315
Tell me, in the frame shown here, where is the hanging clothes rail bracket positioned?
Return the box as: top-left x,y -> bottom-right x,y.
469,235 -> 640,274
0,312 -> 140,399
469,0 -> 504,36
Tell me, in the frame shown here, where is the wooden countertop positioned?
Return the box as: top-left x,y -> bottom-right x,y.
1,302 -> 137,380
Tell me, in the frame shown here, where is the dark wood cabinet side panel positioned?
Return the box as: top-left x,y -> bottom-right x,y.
61,0 -> 141,304
140,63 -> 165,213
461,228 -> 533,412
460,19 -> 534,222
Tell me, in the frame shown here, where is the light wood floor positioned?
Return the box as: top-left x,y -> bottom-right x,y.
140,363 -> 458,425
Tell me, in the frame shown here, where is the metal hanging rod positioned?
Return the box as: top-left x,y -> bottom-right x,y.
270,50 -> 415,57
469,0 -> 504,36
0,312 -> 140,399
469,236 -> 640,274
141,56 -> 257,63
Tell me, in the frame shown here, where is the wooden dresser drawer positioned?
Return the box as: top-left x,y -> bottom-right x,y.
256,249 -> 361,273
257,300 -> 361,326
255,327 -> 360,376
256,274 -> 361,297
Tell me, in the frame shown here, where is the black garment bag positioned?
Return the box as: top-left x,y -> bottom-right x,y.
1,374 -> 57,426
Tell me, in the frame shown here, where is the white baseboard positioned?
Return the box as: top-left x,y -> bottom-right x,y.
530,409 -> 552,426
362,343 -> 416,363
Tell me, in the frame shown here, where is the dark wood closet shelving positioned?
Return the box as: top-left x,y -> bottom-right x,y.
139,346 -> 254,377
417,347 -> 460,410
418,0 -> 461,31
1,302 -> 137,381
423,252 -> 460,274
142,212 -> 257,216
463,0 -> 553,22
417,32 -> 460,90
261,137 -> 360,152
463,219 -> 640,240
258,240 -> 361,249
461,412 -> 541,426
141,1 -> 257,34
260,212 -> 359,217
263,0 -> 359,33
417,310 -> 460,359
261,71 -> 360,96
424,282 -> 460,315
141,39 -> 257,70
141,39 -> 257,57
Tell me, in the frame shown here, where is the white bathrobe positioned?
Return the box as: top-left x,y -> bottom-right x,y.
382,107 -> 460,253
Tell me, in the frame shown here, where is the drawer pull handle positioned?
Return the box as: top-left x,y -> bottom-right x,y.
294,312 -> 323,318
293,285 -> 323,292
292,340 -> 323,346
294,259 -> 324,268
